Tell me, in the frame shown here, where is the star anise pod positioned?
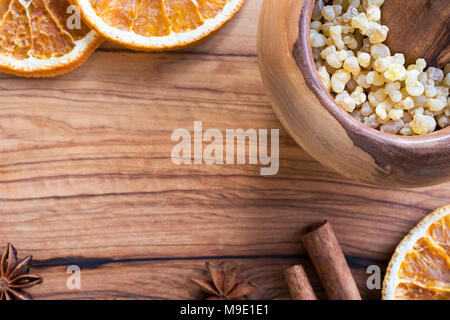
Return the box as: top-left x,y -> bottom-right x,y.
192,262 -> 258,300
0,243 -> 43,300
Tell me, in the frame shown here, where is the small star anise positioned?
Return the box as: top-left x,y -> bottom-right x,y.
0,243 -> 43,300
192,262 -> 258,300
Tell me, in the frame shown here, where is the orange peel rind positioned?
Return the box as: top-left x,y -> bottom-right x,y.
383,205 -> 450,300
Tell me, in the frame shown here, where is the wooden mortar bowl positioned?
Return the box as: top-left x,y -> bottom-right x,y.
258,0 -> 450,188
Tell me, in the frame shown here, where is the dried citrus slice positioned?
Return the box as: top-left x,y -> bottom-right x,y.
383,205 -> 450,300
73,0 -> 246,50
0,0 -> 102,77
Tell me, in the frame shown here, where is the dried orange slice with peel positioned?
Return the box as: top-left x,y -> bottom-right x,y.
73,0 -> 246,50
383,205 -> 450,300
0,0 -> 102,77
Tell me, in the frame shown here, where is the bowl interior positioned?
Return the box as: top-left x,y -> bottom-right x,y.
297,0 -> 450,143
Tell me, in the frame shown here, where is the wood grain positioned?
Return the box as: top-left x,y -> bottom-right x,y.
383,0 -> 450,67
258,0 -> 450,188
0,0 -> 448,300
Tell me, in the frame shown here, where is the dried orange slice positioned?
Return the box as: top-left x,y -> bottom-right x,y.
383,205 -> 450,300
0,0 -> 102,77
73,0 -> 246,50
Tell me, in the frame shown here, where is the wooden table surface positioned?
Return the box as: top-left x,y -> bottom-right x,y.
0,0 -> 448,300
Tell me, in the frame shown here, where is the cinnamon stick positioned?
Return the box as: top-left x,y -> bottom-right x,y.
300,221 -> 361,300
284,265 -> 317,300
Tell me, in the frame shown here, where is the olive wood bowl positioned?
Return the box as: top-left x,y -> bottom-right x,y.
258,0 -> 450,188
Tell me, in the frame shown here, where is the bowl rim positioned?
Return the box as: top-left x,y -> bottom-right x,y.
299,0 -> 450,144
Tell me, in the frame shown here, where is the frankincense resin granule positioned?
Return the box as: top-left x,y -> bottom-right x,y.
311,0 -> 449,135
